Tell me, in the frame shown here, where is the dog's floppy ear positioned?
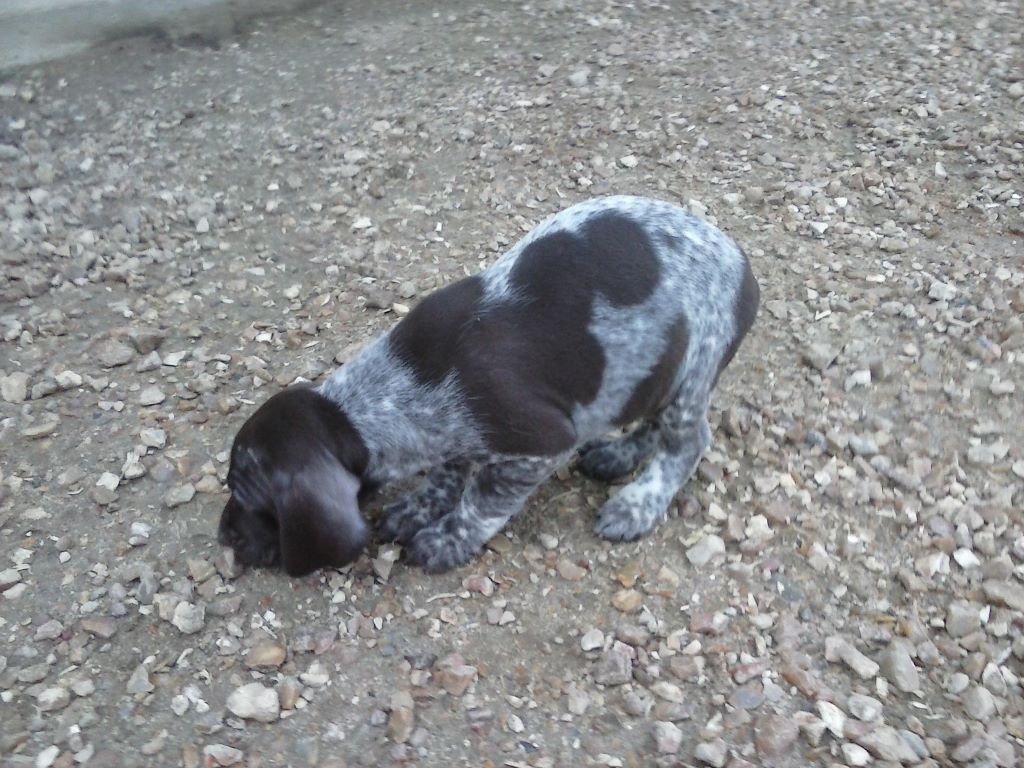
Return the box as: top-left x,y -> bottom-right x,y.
276,458 -> 368,577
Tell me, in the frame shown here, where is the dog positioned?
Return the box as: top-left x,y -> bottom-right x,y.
217,196 -> 759,576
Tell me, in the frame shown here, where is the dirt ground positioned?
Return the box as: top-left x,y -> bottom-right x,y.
1,0 -> 1023,766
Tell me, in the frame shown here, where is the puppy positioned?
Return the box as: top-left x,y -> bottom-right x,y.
218,196 -> 759,576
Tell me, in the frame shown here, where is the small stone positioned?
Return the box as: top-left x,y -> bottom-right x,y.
928,280 -> 956,301
686,534 -> 725,566
962,685 -> 996,722
35,746 -> 60,768
299,660 -> 330,688
96,472 -> 120,492
140,428 -> 166,448
372,545 -> 401,582
593,641 -> 633,685
580,628 -> 605,651
506,713 -> 524,734
754,713 -> 799,756
792,712 -> 826,746
163,484 -> 196,508
842,743 -> 871,766
848,435 -> 878,457
946,601 -> 981,637
817,700 -> 847,738
847,693 -> 883,722
277,677 -> 302,710
129,329 -> 165,354
653,721 -> 683,754
825,636 -> 879,679
126,664 -> 154,694
71,678 -> 95,697
565,684 -> 589,715
556,558 -> 587,581
0,568 -> 22,592
568,67 -> 591,87
227,683 -> 280,723
982,580 -> 1024,612
878,645 -> 920,692
802,342 -> 837,372
388,691 -> 415,743
611,588 -> 642,613
244,642 -> 286,669
694,739 -> 728,767
855,725 -> 919,763
37,687 -> 70,711
139,386 -> 166,406
187,558 -> 216,583
171,602 -> 205,634
434,657 -> 477,696
2,371 -> 29,403
97,339 -> 134,368
651,681 -> 684,703
203,744 -> 244,766
34,619 -> 64,641
619,154 -> 639,168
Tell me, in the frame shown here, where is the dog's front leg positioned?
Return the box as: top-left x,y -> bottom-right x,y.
406,454 -> 566,573
378,460 -> 472,545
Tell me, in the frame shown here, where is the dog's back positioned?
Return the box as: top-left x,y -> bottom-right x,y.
387,196 -> 757,456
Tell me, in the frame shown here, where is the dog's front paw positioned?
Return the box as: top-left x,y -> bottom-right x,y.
594,492 -> 663,542
378,497 -> 435,545
406,518 -> 481,573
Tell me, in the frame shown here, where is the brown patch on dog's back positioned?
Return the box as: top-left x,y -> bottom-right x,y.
390,210 -> 663,456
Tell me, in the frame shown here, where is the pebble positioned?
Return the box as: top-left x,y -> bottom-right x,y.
580,628 -> 604,651
244,642 -> 286,669
2,371 -> 30,403
817,700 -> 847,737
825,636 -> 880,679
35,746 -> 60,768
962,685 -> 996,722
754,713 -> 799,756
653,721 -> 682,754
847,693 -> 883,722
163,484 -> 196,508
96,339 -> 134,367
878,645 -> 920,692
126,664 -> 154,695
686,534 -> 725,566
694,739 -> 728,767
802,342 -> 838,372
171,602 -> 205,634
611,588 -> 642,613
138,386 -> 166,406
226,683 -> 280,723
568,67 -> 591,87
387,691 -> 415,743
36,687 -> 70,711
946,601 -> 981,637
434,657 -> 477,696
203,745 -> 244,766
593,642 -> 633,685
842,742 -> 871,766
855,725 -> 919,763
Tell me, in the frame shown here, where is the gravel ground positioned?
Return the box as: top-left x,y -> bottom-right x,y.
2,0 -> 1023,766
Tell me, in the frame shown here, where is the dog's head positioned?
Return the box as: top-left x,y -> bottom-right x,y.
217,385 -> 370,577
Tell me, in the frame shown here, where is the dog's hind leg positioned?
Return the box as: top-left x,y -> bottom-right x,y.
593,385 -> 712,542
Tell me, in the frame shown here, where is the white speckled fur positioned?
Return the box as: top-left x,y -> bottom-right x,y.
318,196 -> 754,571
